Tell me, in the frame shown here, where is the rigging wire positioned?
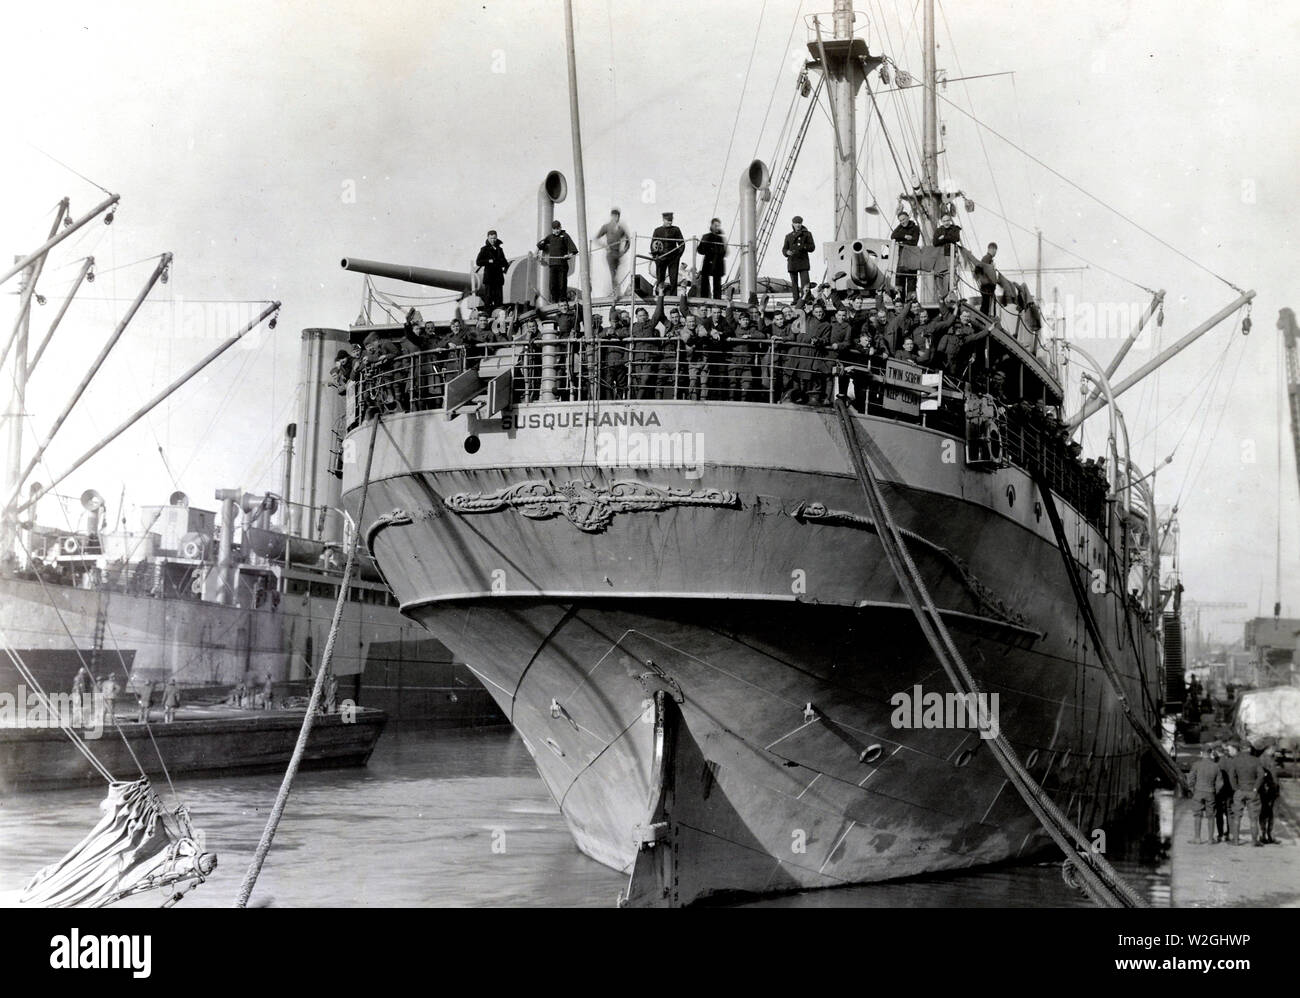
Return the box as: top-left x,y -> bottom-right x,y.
25,143 -> 114,196
712,0 -> 769,220
1168,314 -> 1251,509
936,0 -> 1023,274
926,87 -> 1245,294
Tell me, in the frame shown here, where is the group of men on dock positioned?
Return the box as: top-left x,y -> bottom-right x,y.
1187,741 -> 1284,847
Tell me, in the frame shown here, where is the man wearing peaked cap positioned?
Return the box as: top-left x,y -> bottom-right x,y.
652,211 -> 685,294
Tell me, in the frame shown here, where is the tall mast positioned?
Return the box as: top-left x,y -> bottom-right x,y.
809,1 -> 879,243
562,0 -> 595,371
921,0 -> 940,224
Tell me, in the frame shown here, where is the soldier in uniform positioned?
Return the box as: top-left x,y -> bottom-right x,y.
601,307 -> 631,399
629,295 -> 668,400
651,212 -> 685,293
726,309 -> 765,400
162,678 -> 181,723
977,242 -> 999,317
696,217 -> 728,299
536,219 -> 578,303
136,680 -> 154,724
933,212 -> 963,253
1215,744 -> 1236,842
1187,745 -> 1222,844
782,216 -> 816,297
475,230 -> 509,310
593,208 -> 630,294
891,208 -> 922,300
1227,744 -> 1264,845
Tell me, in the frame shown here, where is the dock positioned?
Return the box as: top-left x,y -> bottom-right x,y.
1171,777 -> 1300,907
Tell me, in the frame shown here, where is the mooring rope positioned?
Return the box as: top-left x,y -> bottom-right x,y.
831,399 -> 1146,908
233,415 -> 382,908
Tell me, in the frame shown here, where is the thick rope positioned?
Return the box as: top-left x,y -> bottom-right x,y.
233,415 -> 382,908
831,400 -> 1145,907
1031,469 -> 1187,793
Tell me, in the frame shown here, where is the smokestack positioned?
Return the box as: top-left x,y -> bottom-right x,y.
738,160 -> 770,302
292,329 -> 348,544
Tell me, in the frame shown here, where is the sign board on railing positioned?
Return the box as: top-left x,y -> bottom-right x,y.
882,359 -> 923,416
445,370 -> 484,418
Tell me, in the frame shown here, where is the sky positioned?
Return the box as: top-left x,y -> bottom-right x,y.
1,0 -> 1297,641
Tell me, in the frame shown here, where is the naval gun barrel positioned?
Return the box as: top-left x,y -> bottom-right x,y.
850,241 -> 888,293
339,257 -> 474,293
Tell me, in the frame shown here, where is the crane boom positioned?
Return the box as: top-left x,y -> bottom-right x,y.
1280,308 -> 1300,501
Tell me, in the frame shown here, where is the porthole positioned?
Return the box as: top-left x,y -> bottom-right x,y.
464,434 -> 481,454
1034,500 -> 1042,522
859,744 -> 884,764
1006,485 -> 1016,508
1026,749 -> 1040,769
955,747 -> 975,768
1061,748 -> 1072,768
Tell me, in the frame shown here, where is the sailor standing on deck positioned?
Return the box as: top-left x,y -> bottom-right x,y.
162,678 -> 180,723
475,230 -> 509,310
782,216 -> 816,296
651,212 -> 685,294
593,208 -> 630,294
890,209 -> 921,299
696,218 -> 728,300
977,243 -> 999,317
537,220 -> 578,303
263,672 -> 275,710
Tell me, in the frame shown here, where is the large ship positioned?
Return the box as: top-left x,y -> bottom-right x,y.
0,279 -> 502,726
335,1 -> 1247,905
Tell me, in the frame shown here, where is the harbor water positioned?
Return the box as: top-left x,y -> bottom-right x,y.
0,726 -> 1170,908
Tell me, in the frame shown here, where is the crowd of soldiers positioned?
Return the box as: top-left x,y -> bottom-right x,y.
334,280 -> 991,417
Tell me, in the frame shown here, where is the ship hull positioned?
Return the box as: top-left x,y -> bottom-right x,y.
345,400 -> 1161,904
0,576 -> 504,725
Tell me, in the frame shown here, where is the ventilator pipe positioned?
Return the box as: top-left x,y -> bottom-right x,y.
738,160 -> 771,302
535,171 -> 569,244
213,488 -> 241,605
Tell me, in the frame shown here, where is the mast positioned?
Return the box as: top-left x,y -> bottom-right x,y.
809,1 -> 876,244
3,202 -> 68,564
921,0 -> 940,226
562,0 -> 595,373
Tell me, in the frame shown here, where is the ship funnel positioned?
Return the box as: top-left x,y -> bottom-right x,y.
536,170 -> 569,243
168,490 -> 189,507
738,160 -> 771,302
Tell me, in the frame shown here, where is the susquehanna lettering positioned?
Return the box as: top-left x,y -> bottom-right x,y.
501,409 -> 663,431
